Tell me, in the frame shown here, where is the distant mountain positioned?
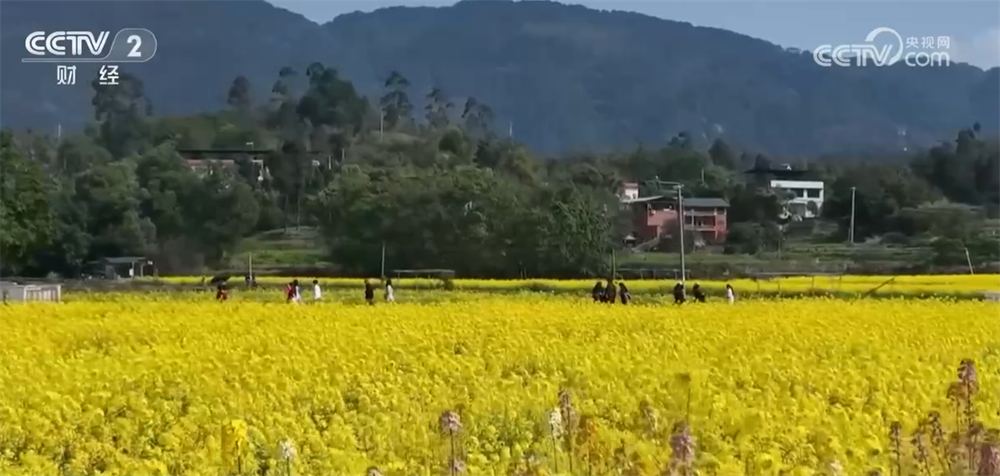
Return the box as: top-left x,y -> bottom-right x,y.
1,0 -> 997,156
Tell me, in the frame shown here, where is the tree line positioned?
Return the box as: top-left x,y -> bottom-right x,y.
1,63 -> 997,278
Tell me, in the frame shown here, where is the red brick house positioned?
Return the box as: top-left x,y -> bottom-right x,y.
623,195 -> 729,246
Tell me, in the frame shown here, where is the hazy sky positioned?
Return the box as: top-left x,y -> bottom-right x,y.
268,0 -> 1000,69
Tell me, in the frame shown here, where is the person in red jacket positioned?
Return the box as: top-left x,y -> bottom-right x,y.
215,284 -> 229,301
285,279 -> 302,304
286,280 -> 300,303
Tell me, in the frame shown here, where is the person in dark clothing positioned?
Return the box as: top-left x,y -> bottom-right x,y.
672,282 -> 685,304
591,281 -> 604,302
364,280 -> 375,305
604,279 -> 616,304
618,282 -> 631,305
692,283 -> 706,303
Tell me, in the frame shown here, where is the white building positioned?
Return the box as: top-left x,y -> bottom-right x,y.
620,182 -> 640,201
769,179 -> 824,218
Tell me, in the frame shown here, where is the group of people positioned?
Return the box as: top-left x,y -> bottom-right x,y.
670,282 -> 736,304
591,280 -> 632,304
216,275 -> 735,305
362,278 -> 395,305
283,278 -> 396,305
591,280 -> 736,305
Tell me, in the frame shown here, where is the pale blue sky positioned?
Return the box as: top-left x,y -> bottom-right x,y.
269,0 -> 1000,69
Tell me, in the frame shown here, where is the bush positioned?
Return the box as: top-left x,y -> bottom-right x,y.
880,231 -> 910,246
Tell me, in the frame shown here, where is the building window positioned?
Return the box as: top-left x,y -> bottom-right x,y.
806,188 -> 821,199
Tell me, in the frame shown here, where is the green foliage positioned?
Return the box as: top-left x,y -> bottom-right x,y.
0,131 -> 56,275
723,222 -> 783,255
1,56 -> 997,278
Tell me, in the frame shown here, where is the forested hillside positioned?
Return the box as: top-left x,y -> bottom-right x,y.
1,63 -> 997,278
1,0 -> 997,155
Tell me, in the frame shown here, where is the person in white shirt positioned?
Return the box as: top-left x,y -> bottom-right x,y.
312,279 -> 322,301
385,278 -> 395,303
725,284 -> 735,304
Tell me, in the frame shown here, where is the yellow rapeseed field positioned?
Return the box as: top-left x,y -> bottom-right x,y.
1,293 -> 998,476
153,274 -> 1000,296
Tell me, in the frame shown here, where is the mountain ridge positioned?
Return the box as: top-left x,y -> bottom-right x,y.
1,0 -> 996,156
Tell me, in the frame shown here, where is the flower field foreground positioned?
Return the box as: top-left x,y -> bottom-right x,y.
152,274 -> 1000,297
1,295 -> 998,476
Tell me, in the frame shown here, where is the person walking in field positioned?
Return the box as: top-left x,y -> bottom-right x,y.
592,281 -> 604,302
692,283 -> 706,303
726,283 -> 735,304
385,278 -> 395,303
672,282 -> 685,304
364,280 -> 375,305
312,279 -> 322,302
618,281 -> 631,305
603,278 -> 616,304
286,280 -> 301,304
215,284 -> 229,301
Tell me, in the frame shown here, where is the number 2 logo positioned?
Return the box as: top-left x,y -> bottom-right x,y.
126,35 -> 142,58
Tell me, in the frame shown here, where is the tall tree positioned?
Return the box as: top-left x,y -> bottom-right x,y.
708,138 -> 736,170
461,97 -> 495,139
227,75 -> 253,111
379,70 -> 414,130
0,132 -> 55,275
425,87 -> 453,129
91,71 -> 152,159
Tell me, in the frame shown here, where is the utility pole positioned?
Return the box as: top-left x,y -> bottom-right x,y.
508,121 -> 513,138
645,177 -> 687,283
380,241 -> 387,278
677,185 -> 686,284
848,186 -> 857,245
379,109 -> 384,143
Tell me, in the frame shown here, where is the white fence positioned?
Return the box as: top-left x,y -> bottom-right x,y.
0,284 -> 62,302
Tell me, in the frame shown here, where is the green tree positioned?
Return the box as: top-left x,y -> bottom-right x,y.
91,71 -> 152,159
461,97 -> 495,139
0,132 -> 55,275
379,70 -> 414,131
227,75 -> 253,111
193,168 -> 260,265
425,87 -> 453,129
708,138 -> 736,170
74,160 -> 155,259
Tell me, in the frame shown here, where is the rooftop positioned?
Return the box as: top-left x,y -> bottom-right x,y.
621,196 -> 729,208
684,197 -> 730,208
90,256 -> 148,264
